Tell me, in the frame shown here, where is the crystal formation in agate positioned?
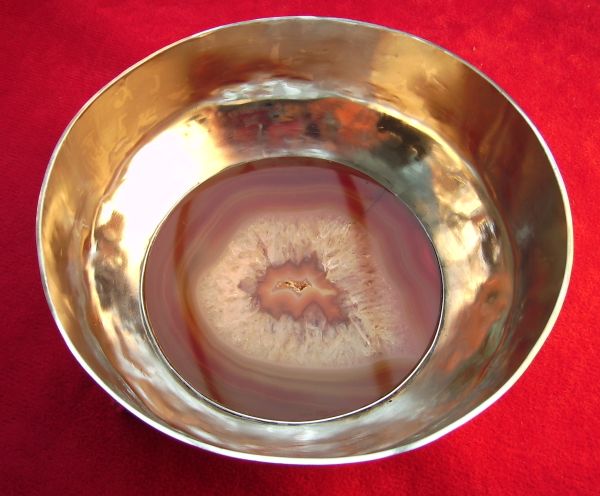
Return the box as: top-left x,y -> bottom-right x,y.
143,158 -> 442,421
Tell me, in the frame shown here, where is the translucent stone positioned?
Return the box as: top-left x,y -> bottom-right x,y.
143,157 -> 442,421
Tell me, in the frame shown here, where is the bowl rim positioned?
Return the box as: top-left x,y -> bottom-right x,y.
36,16 -> 574,465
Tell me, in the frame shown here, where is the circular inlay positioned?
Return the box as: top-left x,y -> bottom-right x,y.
142,157 -> 443,422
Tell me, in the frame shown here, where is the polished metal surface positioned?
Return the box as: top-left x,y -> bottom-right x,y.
37,17 -> 573,463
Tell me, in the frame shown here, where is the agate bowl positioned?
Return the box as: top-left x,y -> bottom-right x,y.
37,17 -> 572,463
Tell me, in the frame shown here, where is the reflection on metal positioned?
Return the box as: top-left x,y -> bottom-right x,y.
37,18 -> 572,463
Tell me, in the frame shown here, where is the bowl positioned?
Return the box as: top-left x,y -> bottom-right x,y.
37,17 -> 572,463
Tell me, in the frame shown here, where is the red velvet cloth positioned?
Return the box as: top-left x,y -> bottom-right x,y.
2,1 -> 598,493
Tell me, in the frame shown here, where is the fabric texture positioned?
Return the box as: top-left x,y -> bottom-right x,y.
2,1 -> 598,494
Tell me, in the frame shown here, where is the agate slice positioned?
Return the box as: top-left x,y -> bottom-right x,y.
143,157 -> 442,421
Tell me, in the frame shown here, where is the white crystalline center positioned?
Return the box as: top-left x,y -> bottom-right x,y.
192,210 -> 414,368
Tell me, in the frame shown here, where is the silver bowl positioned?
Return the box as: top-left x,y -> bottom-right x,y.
37,17 -> 572,463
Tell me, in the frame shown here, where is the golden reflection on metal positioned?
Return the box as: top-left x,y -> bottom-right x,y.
37,18 -> 572,463
95,119 -> 227,284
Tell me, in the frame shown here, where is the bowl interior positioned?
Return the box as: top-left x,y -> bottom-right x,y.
38,18 -> 571,463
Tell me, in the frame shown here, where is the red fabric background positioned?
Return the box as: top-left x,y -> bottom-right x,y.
2,1 -> 598,494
